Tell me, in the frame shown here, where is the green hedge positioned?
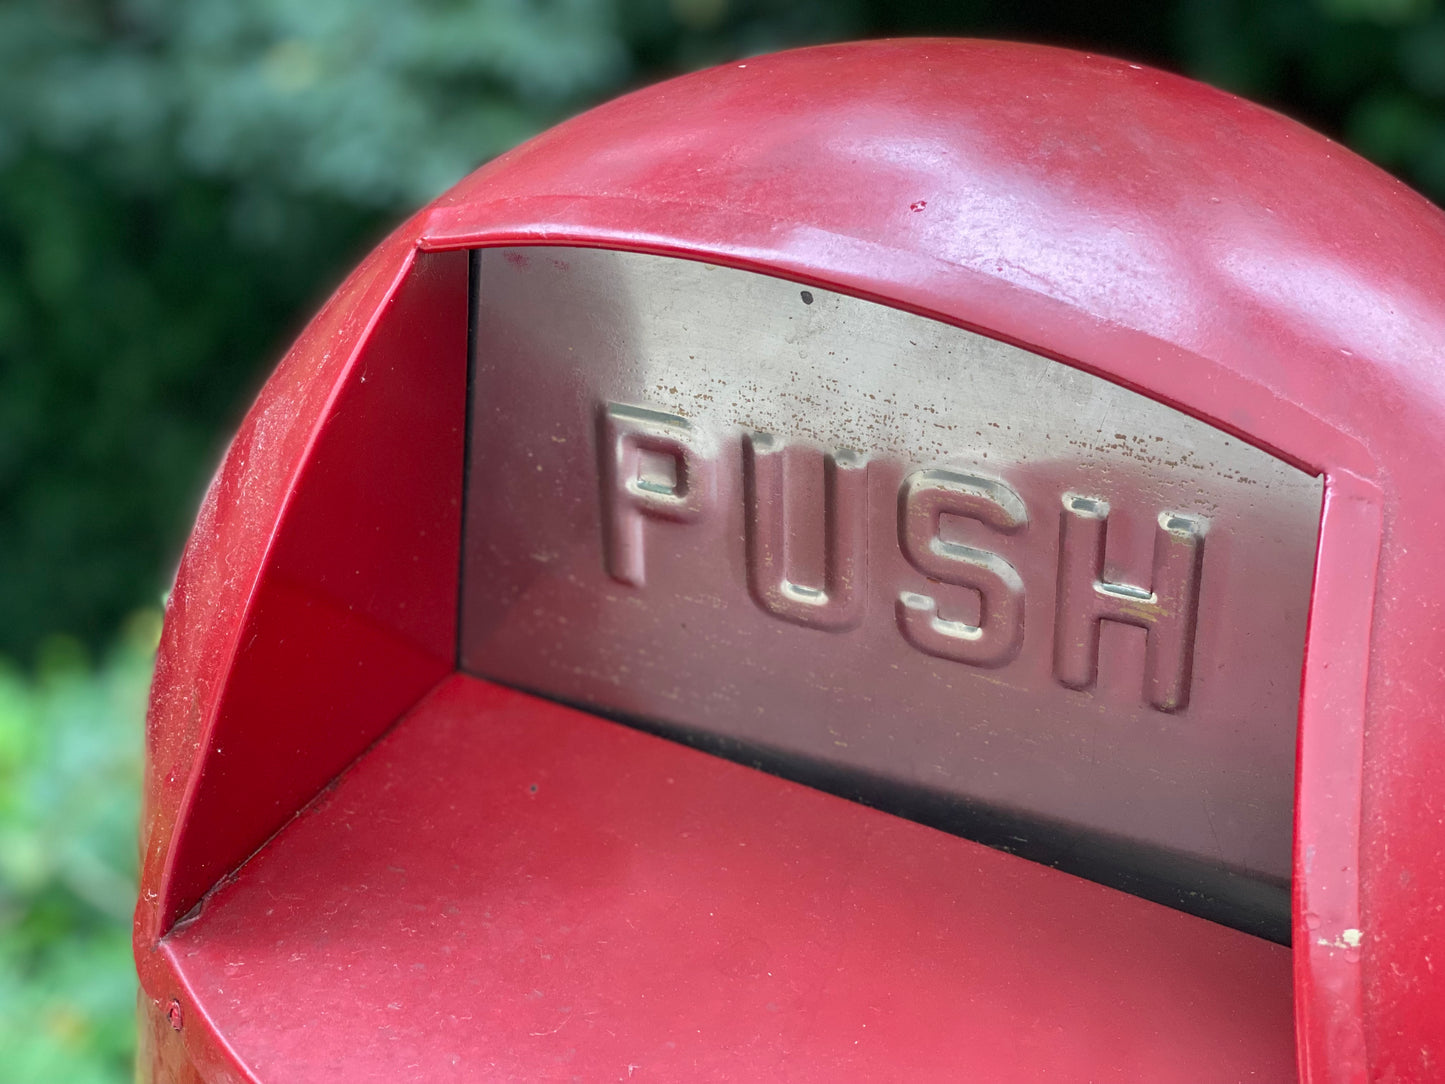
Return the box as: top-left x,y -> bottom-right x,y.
0,614 -> 154,1082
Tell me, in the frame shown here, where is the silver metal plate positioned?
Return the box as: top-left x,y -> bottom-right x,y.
461,247 -> 1322,938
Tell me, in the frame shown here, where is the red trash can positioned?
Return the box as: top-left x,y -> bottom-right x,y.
135,39 -> 1444,1083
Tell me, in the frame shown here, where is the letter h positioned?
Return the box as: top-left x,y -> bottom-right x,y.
1054,495 -> 1206,712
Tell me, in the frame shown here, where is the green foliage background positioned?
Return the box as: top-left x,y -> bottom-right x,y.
1,0 -> 1441,1078
0,616 -> 152,1081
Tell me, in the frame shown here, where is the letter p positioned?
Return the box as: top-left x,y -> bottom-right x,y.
598,402 -> 712,587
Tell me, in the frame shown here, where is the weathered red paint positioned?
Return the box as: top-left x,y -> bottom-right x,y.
138,39 -> 1444,1083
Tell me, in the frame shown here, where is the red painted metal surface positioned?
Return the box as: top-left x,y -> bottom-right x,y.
160,675 -> 1295,1083
137,244 -> 468,948
138,39 -> 1445,1083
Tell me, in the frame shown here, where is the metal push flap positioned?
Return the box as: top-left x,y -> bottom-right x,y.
460,246 -> 1323,939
